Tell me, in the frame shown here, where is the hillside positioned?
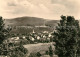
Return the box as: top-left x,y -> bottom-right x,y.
4,16 -> 59,26
4,16 -> 59,34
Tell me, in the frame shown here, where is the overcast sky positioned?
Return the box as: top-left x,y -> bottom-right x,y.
0,0 -> 80,20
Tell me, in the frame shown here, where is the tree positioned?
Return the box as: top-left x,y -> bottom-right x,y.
36,52 -> 41,57
0,16 -> 28,57
0,16 -> 5,44
45,50 -> 49,55
53,15 -> 80,57
29,53 -> 37,57
0,16 -> 8,55
10,45 -> 28,57
76,29 -> 80,56
0,16 -> 12,55
49,46 -> 53,57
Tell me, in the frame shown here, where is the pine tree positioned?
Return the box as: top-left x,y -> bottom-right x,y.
53,15 -> 80,57
0,16 -> 12,55
49,46 -> 53,57
0,16 -> 5,44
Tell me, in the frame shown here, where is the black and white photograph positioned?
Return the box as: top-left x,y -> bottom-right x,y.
0,0 -> 80,57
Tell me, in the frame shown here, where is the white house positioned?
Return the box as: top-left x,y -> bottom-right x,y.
23,36 -> 26,39
37,36 -> 40,40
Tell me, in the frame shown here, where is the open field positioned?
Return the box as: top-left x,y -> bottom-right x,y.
24,42 -> 55,56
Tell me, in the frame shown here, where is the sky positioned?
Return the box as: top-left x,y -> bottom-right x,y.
0,0 -> 80,20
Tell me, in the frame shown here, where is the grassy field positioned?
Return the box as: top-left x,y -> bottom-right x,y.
24,42 -> 55,56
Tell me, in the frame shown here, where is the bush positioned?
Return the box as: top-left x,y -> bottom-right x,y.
10,45 -> 28,57
45,51 -> 49,55
36,52 -> 41,57
29,53 -> 37,57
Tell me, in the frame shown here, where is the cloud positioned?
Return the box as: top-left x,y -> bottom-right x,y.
0,0 -> 80,20
51,0 -> 80,19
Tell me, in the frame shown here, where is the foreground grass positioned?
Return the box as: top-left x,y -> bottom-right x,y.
24,42 -> 55,56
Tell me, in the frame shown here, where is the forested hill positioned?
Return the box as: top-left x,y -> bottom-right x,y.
4,16 -> 59,27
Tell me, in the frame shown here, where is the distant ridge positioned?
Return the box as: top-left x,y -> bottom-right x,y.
4,16 -> 59,27
4,16 -> 59,33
